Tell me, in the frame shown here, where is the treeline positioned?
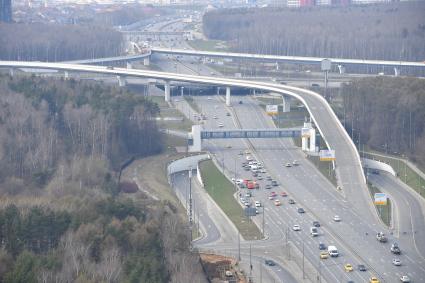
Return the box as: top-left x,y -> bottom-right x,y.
341,77 -> 425,166
0,74 -> 161,184
0,23 -> 123,61
203,2 -> 425,61
0,74 -> 204,282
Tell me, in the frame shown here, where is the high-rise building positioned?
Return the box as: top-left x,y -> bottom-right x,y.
0,0 -> 12,23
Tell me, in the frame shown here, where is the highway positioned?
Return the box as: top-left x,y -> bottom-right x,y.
186,94 -> 425,283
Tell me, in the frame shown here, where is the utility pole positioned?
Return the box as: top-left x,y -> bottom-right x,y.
189,168 -> 193,226
302,242 -> 305,279
249,244 -> 252,280
262,204 -> 265,237
238,231 -> 241,261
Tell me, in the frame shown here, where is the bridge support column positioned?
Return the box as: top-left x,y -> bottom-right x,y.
216,87 -> 220,95
164,81 -> 171,102
394,67 -> 400,77
188,125 -> 202,152
9,68 -> 14,77
226,87 -> 231,106
64,71 -> 69,80
282,96 -> 290,113
302,122 -> 317,152
143,56 -> 150,66
338,65 -> 345,74
126,62 -> 133,69
117,76 -> 126,87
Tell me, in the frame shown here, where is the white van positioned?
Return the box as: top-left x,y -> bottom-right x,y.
328,246 -> 339,257
310,227 -> 318,237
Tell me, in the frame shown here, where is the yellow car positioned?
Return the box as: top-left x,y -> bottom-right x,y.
320,252 -> 328,259
369,277 -> 380,283
344,264 -> 353,272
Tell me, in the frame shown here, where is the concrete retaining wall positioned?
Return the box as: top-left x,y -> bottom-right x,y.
362,158 -> 396,176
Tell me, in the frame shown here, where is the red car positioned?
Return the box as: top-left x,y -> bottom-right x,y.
280,192 -> 288,197
270,192 -> 277,197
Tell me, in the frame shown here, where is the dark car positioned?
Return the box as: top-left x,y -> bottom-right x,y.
239,100 -> 243,104
265,184 -> 272,189
297,207 -> 305,213
271,180 -> 278,186
358,264 -> 367,271
319,243 -> 327,250
288,199 -> 296,204
313,221 -> 320,227
265,259 -> 275,266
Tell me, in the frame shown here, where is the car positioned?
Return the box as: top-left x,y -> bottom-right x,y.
218,123 -> 224,128
313,221 -> 320,227
106,66 -> 114,70
400,275 -> 410,282
265,184 -> 272,189
333,215 -> 341,222
369,277 -> 380,283
239,100 -> 243,104
213,115 -> 218,119
344,264 -> 353,272
358,264 -> 367,271
320,251 -> 328,259
207,97 -> 212,100
239,197 -> 246,203
280,191 -> 288,197
238,151 -> 244,156
391,243 -> 401,254
270,192 -> 277,197
245,192 -> 252,198
292,160 -> 299,166
226,112 -> 231,116
255,201 -> 261,207
244,201 -> 251,207
392,258 -> 401,266
268,195 -> 275,200
288,199 -> 296,204
265,259 -> 275,266
297,207 -> 305,213
285,163 -> 292,167
260,169 -> 267,173
292,224 -> 301,231
257,175 -> 264,180
319,243 -> 327,250
274,199 -> 281,206
271,180 -> 278,186
266,176 -> 272,181
252,172 -> 258,177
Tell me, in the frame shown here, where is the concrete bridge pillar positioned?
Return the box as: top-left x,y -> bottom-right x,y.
301,122 -> 317,152
126,62 -> 133,69
282,96 -> 291,113
164,81 -> 171,102
64,71 -> 69,80
9,68 -> 14,77
117,76 -> 126,87
394,67 -> 400,77
143,56 -> 150,66
188,125 -> 202,152
226,86 -> 231,106
338,65 -> 346,74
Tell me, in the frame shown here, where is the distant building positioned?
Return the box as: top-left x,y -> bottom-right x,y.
286,0 -> 300,7
0,0 -> 12,22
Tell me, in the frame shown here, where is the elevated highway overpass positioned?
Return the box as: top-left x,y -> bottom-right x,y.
0,60 -> 378,225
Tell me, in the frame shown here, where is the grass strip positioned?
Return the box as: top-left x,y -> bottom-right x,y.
367,182 -> 391,227
184,96 -> 201,113
199,160 -> 263,240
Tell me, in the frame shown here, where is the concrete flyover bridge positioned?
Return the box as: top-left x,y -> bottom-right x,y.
0,60 -> 379,226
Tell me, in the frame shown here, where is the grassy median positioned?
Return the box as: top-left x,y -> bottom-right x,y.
367,183 -> 392,227
199,160 -> 263,240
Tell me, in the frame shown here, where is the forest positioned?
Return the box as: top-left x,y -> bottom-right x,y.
203,2 -> 425,61
0,24 -> 123,62
0,74 -> 201,282
340,77 -> 425,167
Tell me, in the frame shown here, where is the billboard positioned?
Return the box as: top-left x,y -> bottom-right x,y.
266,105 -> 278,116
374,193 -> 387,205
319,150 -> 336,161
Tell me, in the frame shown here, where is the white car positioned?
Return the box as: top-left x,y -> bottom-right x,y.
392,258 -> 401,266
218,123 -> 224,128
207,97 -> 212,100
292,224 -> 301,231
333,215 -> 341,222
285,163 -> 292,167
244,201 -> 251,207
400,275 -> 410,282
255,201 -> 261,207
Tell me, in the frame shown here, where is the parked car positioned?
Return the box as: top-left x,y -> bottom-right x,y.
288,199 -> 296,204
313,221 -> 320,227
265,259 -> 275,266
292,224 -> 301,231
333,215 -> 341,222
319,243 -> 327,250
392,258 -> 401,266
358,264 -> 367,271
297,207 -> 305,214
